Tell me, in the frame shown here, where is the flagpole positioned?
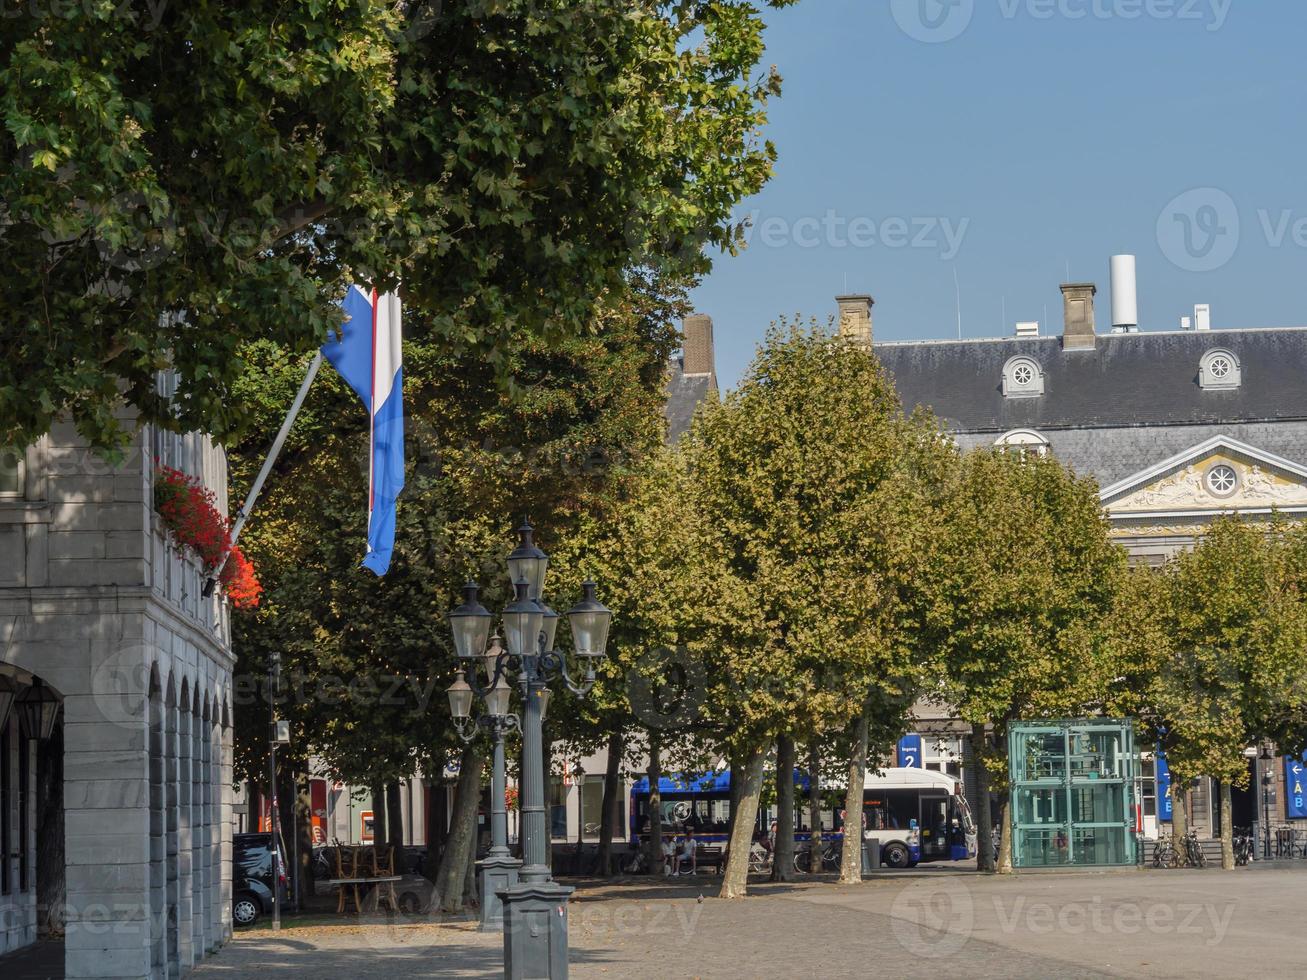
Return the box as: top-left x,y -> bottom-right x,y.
203,350 -> 324,596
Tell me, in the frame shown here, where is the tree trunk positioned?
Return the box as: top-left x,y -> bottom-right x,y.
771,734 -> 796,882
294,774 -> 314,906
276,768 -> 300,907
387,781 -> 404,850
971,723 -> 995,873
996,790 -> 1014,875
839,702 -> 870,884
645,730 -> 663,875
1172,777 -> 1189,855
719,740 -> 767,899
1219,780 -> 1234,870
462,825 -> 479,907
807,739 -> 823,870
371,780 -> 388,854
435,741 -> 485,913
423,778 -> 443,882
726,745 -> 744,842
598,731 -> 624,877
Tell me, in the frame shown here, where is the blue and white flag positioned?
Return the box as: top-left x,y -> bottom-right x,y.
322,285 -> 405,575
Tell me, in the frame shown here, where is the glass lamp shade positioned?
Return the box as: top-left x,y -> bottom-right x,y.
502,580 -> 544,659
448,581 -> 492,660
445,671 -> 474,720
566,581 -> 612,659
0,674 -> 16,733
506,520 -> 549,601
485,675 -> 512,718
538,602 -> 560,652
537,686 -> 552,722
17,678 -> 60,741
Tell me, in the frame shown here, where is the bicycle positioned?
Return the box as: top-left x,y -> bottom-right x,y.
748,841 -> 772,874
1182,829 -> 1207,868
793,840 -> 839,874
1151,834 -> 1179,869
1233,829 -> 1254,867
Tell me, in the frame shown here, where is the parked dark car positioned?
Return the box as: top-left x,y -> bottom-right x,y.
233,832 -> 289,927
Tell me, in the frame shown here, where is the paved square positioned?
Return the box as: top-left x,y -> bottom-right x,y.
192,867 -> 1307,979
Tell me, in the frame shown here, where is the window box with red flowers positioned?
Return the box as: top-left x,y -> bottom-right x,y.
153,466 -> 262,609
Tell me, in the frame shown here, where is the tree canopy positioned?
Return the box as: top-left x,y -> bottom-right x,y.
1,0 -> 794,451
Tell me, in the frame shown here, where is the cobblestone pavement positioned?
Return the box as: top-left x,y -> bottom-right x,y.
192,866 -> 1307,979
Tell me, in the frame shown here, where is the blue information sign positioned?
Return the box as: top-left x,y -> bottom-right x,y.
1286,754 -> 1307,819
1156,748 -> 1173,823
897,734 -> 923,769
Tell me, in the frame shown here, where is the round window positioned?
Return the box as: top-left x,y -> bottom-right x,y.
1209,355 -> 1233,380
1205,463 -> 1238,497
1013,364 -> 1034,386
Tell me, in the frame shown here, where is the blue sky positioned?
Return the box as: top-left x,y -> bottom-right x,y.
690,0 -> 1307,389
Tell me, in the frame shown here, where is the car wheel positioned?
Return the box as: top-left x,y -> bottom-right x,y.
232,893 -> 261,928
882,843 -> 911,869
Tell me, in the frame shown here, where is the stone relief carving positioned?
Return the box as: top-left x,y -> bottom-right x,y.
1110,460 -> 1307,512
1241,465 -> 1305,502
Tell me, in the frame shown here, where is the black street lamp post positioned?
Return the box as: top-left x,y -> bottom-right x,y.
1260,743 -> 1275,860
446,521 -> 611,979
448,635 -> 523,930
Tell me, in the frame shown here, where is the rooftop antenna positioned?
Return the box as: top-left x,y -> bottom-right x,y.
843,272 -> 848,293
953,267 -> 962,340
1001,296 -> 1007,335
1065,258 -> 1071,282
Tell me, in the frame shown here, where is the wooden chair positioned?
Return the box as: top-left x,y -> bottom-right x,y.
370,845 -> 399,912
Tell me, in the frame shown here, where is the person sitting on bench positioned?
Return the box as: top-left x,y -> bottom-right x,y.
675,830 -> 697,876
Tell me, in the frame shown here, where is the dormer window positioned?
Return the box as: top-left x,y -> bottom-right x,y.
1199,349 -> 1241,390
1002,356 -> 1044,398
995,429 -> 1050,458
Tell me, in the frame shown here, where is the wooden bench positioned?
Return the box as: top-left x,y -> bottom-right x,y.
695,844 -> 725,874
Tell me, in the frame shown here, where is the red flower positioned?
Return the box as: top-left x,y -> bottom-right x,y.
219,545 -> 262,610
154,466 -> 261,611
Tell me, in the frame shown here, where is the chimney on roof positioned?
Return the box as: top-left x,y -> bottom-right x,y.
1060,283 -> 1097,351
1015,321 -> 1040,338
682,313 -> 717,381
836,294 -> 874,348
1194,304 -> 1212,331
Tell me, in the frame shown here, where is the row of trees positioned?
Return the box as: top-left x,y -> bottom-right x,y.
232,298 -> 1307,906
596,323 -> 1307,890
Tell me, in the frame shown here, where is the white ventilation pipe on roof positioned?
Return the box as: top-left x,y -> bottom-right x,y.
1110,255 -> 1138,333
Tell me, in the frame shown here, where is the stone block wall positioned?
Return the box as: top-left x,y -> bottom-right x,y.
0,411 -> 236,979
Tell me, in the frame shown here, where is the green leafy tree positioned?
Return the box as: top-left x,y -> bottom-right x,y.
638,322 -> 950,897
1112,518 -> 1307,868
229,273 -> 683,906
1,0 -> 794,451
926,450 -> 1125,873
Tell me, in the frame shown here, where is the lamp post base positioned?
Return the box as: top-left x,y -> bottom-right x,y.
498,879 -> 575,979
477,855 -> 522,931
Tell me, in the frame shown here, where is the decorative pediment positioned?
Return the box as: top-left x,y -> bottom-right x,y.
1101,436 -> 1307,518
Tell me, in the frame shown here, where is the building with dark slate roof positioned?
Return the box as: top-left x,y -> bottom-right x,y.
833,271 -> 1307,842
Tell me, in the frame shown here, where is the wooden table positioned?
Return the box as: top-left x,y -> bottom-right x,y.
329,875 -> 402,914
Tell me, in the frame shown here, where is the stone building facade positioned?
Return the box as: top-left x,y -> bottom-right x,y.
850,281 -> 1307,839
0,404 -> 235,977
